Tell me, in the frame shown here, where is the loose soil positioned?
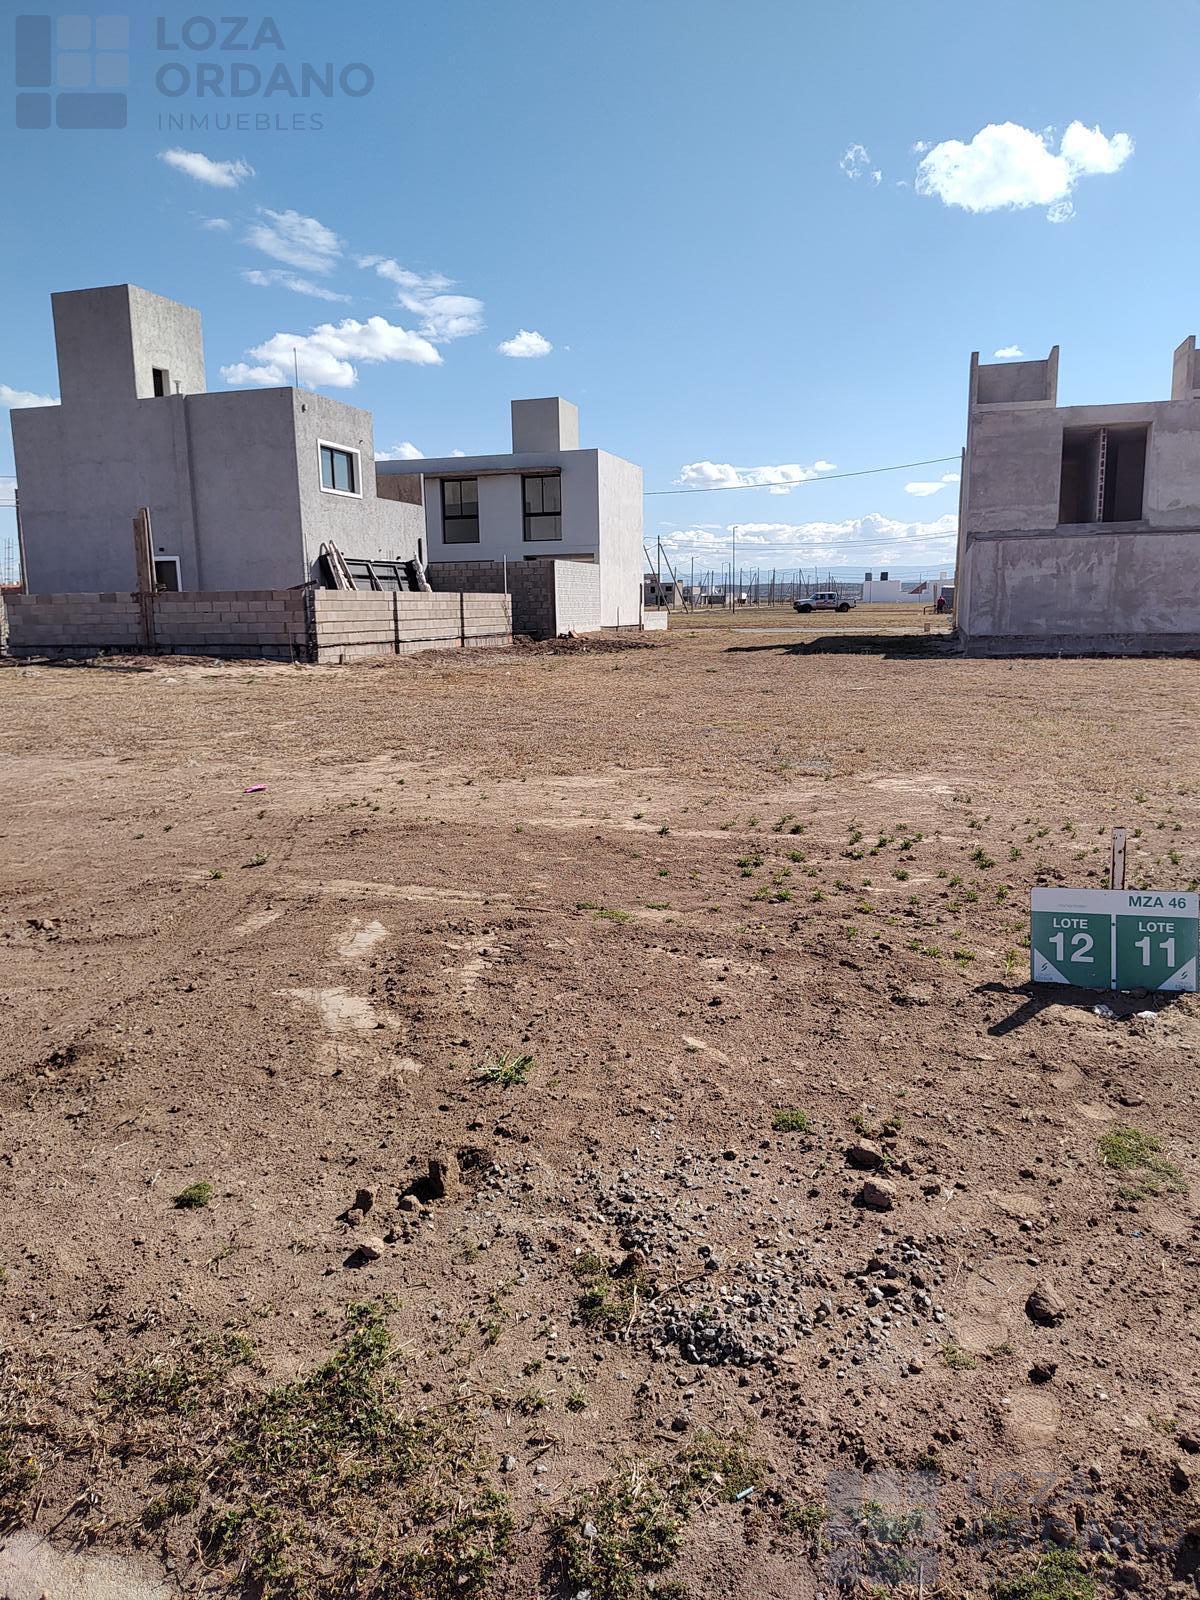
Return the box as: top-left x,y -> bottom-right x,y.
1,618 -> 1198,1599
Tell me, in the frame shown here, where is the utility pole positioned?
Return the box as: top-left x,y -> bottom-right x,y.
731,526 -> 738,611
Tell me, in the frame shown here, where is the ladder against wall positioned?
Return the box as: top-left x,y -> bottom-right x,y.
320,542 -> 431,593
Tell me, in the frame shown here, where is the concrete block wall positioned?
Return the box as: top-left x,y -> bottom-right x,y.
5,591 -> 144,656
553,560 -> 601,633
3,589 -> 308,659
427,558 -> 600,636
153,590 -> 308,656
309,589 -> 512,663
3,587 -> 512,663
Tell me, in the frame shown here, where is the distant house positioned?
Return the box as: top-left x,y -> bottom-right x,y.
377,398 -> 644,629
955,341 -> 1200,654
11,283 -> 424,595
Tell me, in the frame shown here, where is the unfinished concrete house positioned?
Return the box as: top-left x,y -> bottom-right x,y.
955,341 -> 1200,654
376,397 -> 644,636
6,284 -> 510,660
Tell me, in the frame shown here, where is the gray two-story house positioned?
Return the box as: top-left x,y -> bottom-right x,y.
377,397 -> 644,629
11,283 -> 424,596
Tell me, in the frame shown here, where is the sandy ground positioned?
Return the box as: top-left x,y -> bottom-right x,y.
1,622 -> 1198,1599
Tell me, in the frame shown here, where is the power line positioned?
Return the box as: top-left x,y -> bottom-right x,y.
645,453 -> 961,497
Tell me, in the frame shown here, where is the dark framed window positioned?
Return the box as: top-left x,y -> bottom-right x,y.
442,477 -> 479,544
152,367 -> 169,397
523,473 -> 562,541
319,442 -> 359,495
153,556 -> 181,591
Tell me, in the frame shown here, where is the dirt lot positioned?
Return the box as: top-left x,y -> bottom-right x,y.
1,621 -> 1198,1600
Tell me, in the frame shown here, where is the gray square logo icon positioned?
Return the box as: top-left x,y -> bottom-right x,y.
15,13 -> 128,128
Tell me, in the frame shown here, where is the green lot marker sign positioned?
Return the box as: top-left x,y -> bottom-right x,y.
1031,887 -> 1199,992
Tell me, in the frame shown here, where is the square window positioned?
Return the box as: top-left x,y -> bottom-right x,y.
95,14 -> 130,49
94,52 -> 129,87
319,443 -> 359,495
56,51 -> 92,87
57,15 -> 92,50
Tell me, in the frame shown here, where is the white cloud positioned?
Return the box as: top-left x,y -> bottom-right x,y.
0,382 -> 57,409
904,472 -> 960,497
375,441 -> 423,461
159,148 -> 254,188
1060,121 -> 1132,175
246,208 -> 343,275
993,344 -> 1024,358
675,459 -> 837,496
659,512 -> 957,569
220,316 -> 441,389
840,143 -> 880,183
242,268 -> 351,303
450,449 -> 467,458
199,216 -> 232,231
498,328 -> 553,359
916,120 -> 1132,219
358,257 -> 484,343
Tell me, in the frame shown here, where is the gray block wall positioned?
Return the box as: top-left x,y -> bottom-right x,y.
552,559 -> 601,633
426,558 -> 599,636
4,589 -> 308,659
4,587 -> 513,663
309,590 -> 512,662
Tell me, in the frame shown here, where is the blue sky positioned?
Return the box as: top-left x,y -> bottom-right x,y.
2,0 -> 1195,581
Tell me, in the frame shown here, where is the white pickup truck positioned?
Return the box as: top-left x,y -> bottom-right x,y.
793,591 -> 855,613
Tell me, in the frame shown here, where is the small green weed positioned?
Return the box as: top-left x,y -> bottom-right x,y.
476,1053 -> 535,1089
1098,1125 -> 1185,1197
772,1109 -> 811,1133
941,1341 -> 977,1371
995,1549 -> 1096,1600
550,1434 -> 762,1600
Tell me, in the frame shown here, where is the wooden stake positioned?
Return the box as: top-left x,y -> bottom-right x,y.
1110,828 -> 1127,891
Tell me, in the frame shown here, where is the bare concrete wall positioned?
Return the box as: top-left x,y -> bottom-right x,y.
596,449 -> 643,629
290,389 -> 423,579
50,284 -> 207,404
959,528 -> 1200,654
11,386 -> 422,596
958,346 -> 1200,654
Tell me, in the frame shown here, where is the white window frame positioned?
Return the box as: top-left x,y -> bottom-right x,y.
317,439 -> 362,499
153,555 -> 182,591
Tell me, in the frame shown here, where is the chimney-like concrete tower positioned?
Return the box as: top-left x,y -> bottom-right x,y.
511,396 -> 579,453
